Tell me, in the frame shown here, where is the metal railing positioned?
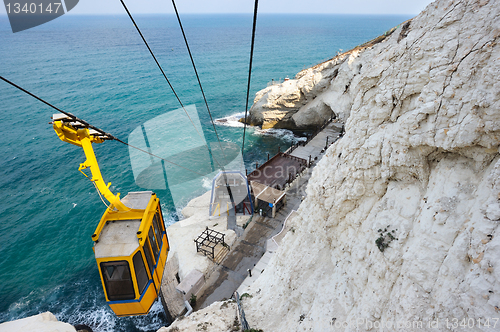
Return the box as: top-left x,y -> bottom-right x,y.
285,116 -> 335,155
234,292 -> 250,330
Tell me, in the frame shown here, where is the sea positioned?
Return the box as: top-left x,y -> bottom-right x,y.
0,13 -> 411,331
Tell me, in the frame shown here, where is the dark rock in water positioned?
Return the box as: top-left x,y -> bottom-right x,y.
74,324 -> 93,332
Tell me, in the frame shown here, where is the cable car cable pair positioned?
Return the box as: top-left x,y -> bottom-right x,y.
119,0 -> 228,170
0,74 -> 204,177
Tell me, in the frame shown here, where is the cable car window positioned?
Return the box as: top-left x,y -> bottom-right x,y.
100,261 -> 135,301
148,227 -> 159,260
152,214 -> 163,248
133,251 -> 148,295
144,239 -> 155,275
156,212 -> 165,232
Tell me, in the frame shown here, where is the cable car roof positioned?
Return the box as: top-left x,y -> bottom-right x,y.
94,192 -> 154,259
121,191 -> 154,209
94,219 -> 141,258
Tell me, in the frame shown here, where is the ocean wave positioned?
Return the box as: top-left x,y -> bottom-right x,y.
215,112 -> 308,144
58,305 -> 117,332
252,127 -> 307,143
214,112 -> 246,128
162,208 -> 181,228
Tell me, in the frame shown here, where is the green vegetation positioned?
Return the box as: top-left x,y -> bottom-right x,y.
189,293 -> 197,307
240,293 -> 253,299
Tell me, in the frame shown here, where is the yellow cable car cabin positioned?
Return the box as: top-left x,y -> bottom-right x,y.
93,191 -> 169,316
52,114 -> 169,316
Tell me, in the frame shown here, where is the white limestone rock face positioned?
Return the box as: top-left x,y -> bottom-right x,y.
240,0 -> 500,331
248,44 -> 372,129
0,312 -> 76,332
248,59 -> 340,129
157,301 -> 239,332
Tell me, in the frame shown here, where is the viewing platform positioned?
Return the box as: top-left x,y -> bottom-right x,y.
247,152 -> 307,190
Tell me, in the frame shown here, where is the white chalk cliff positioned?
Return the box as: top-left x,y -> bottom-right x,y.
0,312 -> 76,332
161,0 -> 500,330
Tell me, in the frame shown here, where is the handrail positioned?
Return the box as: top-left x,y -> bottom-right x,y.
211,202 -> 221,216
234,292 -> 250,330
286,116 -> 335,155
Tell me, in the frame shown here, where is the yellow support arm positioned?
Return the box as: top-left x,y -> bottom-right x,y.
53,116 -> 130,212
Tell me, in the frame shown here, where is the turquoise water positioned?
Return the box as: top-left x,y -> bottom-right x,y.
0,13 -> 410,331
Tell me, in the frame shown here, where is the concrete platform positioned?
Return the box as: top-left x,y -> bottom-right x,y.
196,170 -> 311,309
236,240 -> 275,294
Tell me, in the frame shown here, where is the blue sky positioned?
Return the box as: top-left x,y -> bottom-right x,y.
1,0 -> 435,15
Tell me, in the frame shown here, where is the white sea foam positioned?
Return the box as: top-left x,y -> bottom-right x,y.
162,208 -> 180,228
215,112 -> 308,144
8,293 -> 34,311
202,176 -> 213,190
61,306 -> 117,332
214,112 -> 246,128
53,283 -> 117,332
130,301 -> 165,331
252,127 -> 307,143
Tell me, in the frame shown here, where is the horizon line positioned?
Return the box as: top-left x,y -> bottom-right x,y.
0,12 -> 418,16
